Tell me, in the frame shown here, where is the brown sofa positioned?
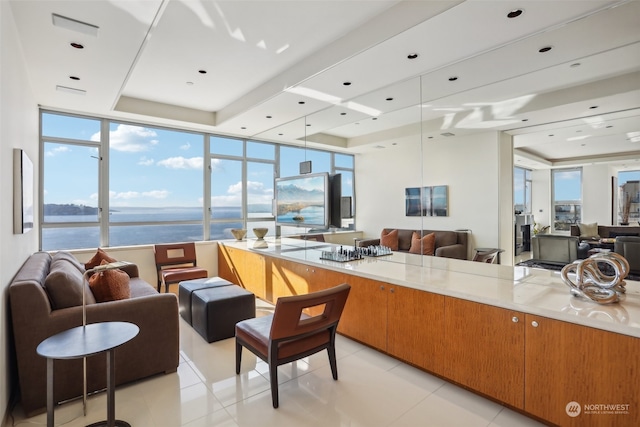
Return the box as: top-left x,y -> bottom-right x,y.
8,251 -> 180,416
358,228 -> 468,260
570,224 -> 640,239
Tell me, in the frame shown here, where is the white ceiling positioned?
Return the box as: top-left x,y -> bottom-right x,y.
9,0 -> 640,170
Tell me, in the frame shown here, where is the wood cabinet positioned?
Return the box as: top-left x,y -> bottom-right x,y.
387,286 -> 445,375
524,314 -> 640,427
217,245 -> 266,299
337,275 -> 389,351
443,297 -> 525,409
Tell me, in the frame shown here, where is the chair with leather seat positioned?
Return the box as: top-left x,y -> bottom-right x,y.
235,283 -> 351,408
614,236 -> 640,274
154,242 -> 208,293
531,234 -> 590,264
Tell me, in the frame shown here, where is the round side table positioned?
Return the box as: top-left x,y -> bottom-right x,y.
37,321 -> 139,427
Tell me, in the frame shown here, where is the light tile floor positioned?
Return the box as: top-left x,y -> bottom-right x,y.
9,298 -> 546,427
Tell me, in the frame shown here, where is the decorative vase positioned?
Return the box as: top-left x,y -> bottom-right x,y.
253,228 -> 268,240
230,229 -> 247,240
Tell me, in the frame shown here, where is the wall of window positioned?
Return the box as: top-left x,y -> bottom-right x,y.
514,167 -> 532,214
40,111 -> 355,250
552,167 -> 582,231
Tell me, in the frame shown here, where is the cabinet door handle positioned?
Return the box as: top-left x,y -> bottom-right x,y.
512,316 -> 519,323
380,286 -> 385,291
390,288 -> 395,293
531,321 -> 539,328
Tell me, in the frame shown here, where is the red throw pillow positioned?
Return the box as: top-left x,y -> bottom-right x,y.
380,229 -> 399,251
89,260 -> 131,302
84,248 -> 117,270
409,232 -> 436,255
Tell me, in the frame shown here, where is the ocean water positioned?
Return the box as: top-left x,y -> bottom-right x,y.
41,206 -> 271,251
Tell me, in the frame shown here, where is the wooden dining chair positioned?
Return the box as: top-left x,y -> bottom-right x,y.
153,242 -> 208,293
235,283 -> 351,408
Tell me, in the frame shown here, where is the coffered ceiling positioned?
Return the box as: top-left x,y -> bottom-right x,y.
9,0 -> 640,170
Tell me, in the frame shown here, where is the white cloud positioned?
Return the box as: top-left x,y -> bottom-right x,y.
138,156 -> 155,166
46,146 -> 71,157
93,124 -> 158,152
212,181 -> 273,206
143,190 -> 169,199
157,156 -> 203,169
180,142 -> 191,150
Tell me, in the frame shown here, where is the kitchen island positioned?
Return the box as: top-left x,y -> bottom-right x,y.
219,237 -> 640,427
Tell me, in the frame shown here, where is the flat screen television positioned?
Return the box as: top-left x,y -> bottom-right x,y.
275,173 -> 329,228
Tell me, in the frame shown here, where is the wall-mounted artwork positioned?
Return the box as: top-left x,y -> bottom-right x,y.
14,149 -> 34,234
405,185 -> 448,217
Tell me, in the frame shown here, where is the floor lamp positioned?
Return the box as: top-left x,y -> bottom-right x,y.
81,261 -> 132,414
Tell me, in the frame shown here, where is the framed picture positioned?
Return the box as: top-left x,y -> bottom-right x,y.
14,149 -> 34,234
405,185 -> 448,216
405,187 -> 421,216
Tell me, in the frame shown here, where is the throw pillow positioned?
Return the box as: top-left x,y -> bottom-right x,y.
45,259 -> 96,309
409,232 -> 436,255
52,251 -> 85,273
84,248 -> 117,270
89,260 -> 131,302
380,229 -> 399,251
578,222 -> 599,240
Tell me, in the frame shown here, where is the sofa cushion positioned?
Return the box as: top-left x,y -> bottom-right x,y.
409,232 -> 435,255
84,248 -> 117,270
45,258 -> 96,309
381,229 -> 399,251
433,231 -> 457,248
52,251 -> 85,273
578,222 -> 599,240
89,260 -> 131,302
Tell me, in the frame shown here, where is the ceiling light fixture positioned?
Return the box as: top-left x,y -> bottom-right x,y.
70,42 -> 84,49
298,101 -> 305,104
507,9 -> 524,18
538,46 -> 553,53
589,106 -> 598,109
266,116 -> 272,119
340,112 -> 346,116
386,97 -> 394,101
441,132 -> 455,137
52,13 -> 99,37
186,81 -> 193,85
570,62 -> 581,68
448,76 -> 458,81
198,70 -> 207,74
69,76 -> 80,81
407,53 -> 418,59
343,81 -> 352,86
56,85 -> 86,95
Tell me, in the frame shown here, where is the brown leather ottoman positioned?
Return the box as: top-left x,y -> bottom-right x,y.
191,285 -> 256,343
179,277 -> 234,325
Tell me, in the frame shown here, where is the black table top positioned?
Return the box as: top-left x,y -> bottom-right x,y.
37,322 -> 139,360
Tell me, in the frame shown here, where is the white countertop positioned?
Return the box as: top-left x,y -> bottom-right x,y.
220,238 -> 640,338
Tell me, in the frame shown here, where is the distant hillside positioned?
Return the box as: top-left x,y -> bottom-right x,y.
276,184 -> 324,202
44,204 -> 99,215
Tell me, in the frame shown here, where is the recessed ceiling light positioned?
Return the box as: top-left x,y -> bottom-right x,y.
241,127 -> 246,130
266,116 -> 272,119
298,101 -> 305,104
548,134 -> 554,137
589,106 -> 598,109
441,132 -> 455,137
507,9 -> 524,18
69,76 -> 80,81
606,125 -> 613,128
522,119 -> 529,122
52,13 -> 99,37
56,85 -> 86,95
343,81 -> 352,86
386,97 -> 394,101
448,76 -> 458,81
198,70 -> 207,74
70,42 -> 84,49
306,123 -> 311,126
340,112 -> 346,115
372,117 -> 378,120
278,133 -> 283,136
428,136 -> 434,139
186,81 -> 194,85
407,53 -> 418,59
570,62 -> 581,68
538,46 -> 553,53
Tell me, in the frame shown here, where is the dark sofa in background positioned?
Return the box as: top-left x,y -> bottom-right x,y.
358,228 -> 468,259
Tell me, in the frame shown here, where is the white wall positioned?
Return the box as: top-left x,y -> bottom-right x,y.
355,131 -> 511,262
1,2 -> 39,422
582,163 -> 617,226
531,169 -> 551,228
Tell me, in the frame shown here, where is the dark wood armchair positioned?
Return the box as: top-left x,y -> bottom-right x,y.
153,242 -> 208,293
235,283 -> 351,408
